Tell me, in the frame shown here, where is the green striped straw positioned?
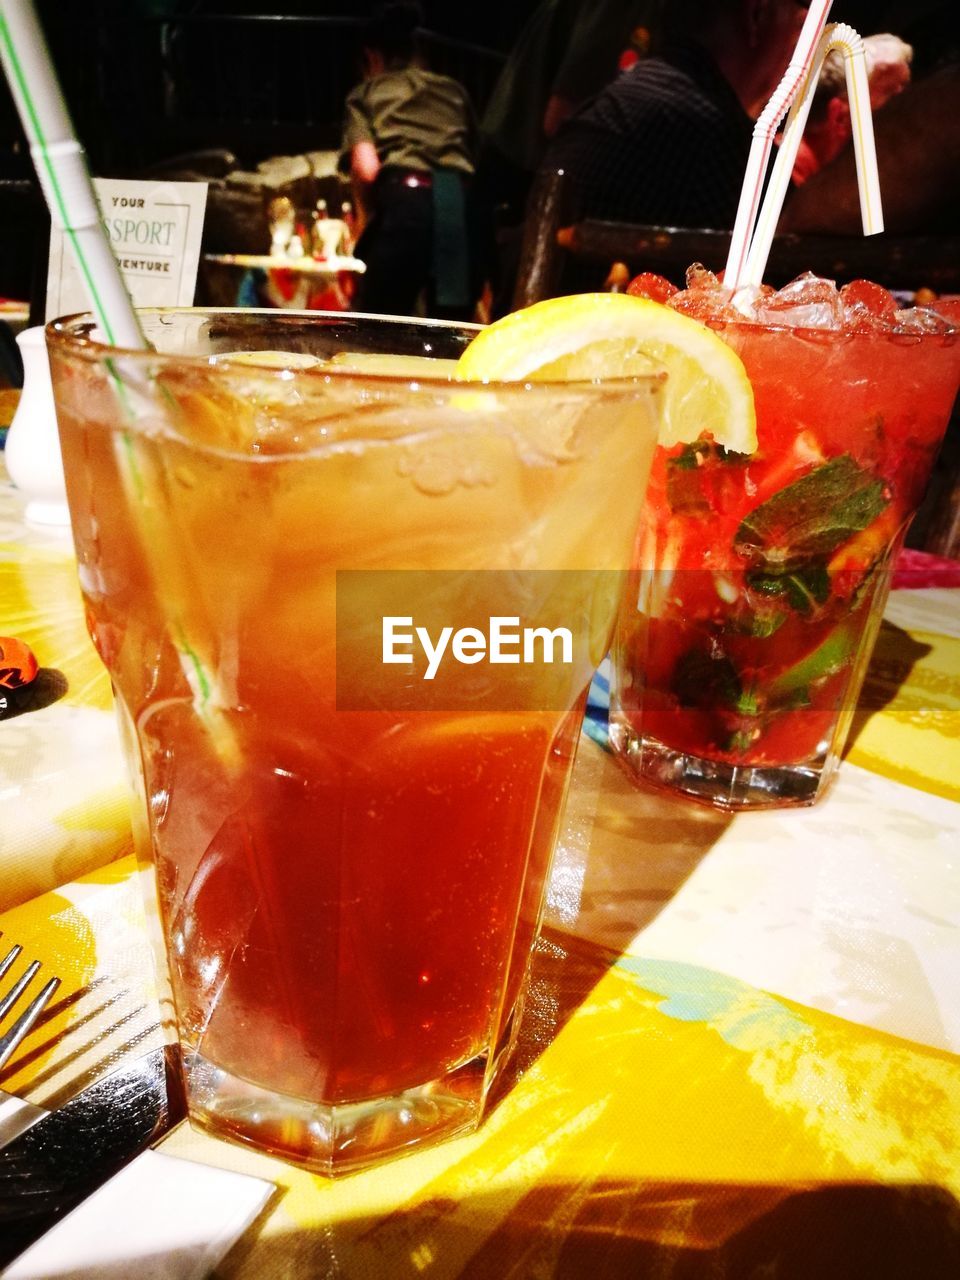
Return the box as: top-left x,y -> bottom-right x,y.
0,0 -> 145,349
0,0 -> 153,492
0,0 -> 239,756
2,7 -> 302,1025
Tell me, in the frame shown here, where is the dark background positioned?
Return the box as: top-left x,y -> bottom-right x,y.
0,1 -> 957,305
2,2 -> 957,177
0,2 -> 529,177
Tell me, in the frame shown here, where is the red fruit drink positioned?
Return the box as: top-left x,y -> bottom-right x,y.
610,270 -> 960,809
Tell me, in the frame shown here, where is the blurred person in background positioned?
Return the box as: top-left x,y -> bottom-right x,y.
340,1 -> 478,320
479,1 -> 662,227
831,1 -> 958,76
781,57 -> 960,236
792,33 -> 913,186
536,0 -> 808,230
477,1 -> 661,313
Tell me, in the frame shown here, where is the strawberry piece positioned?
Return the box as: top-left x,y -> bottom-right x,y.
627,272 -> 678,304
840,279 -> 897,317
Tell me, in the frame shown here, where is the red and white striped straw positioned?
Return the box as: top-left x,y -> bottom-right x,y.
724,0 -> 835,291
741,22 -> 883,289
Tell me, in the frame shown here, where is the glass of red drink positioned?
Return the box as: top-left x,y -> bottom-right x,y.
47,308 -> 662,1174
610,274 -> 960,810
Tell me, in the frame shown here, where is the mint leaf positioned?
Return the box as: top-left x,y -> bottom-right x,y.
666,441 -> 749,516
670,442 -> 709,471
666,463 -> 711,516
735,686 -> 761,716
746,564 -> 831,617
727,729 -> 756,756
734,455 -> 888,571
670,441 -> 750,469
782,565 -> 831,614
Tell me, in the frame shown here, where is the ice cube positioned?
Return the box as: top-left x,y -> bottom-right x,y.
669,266 -> 739,323
891,307 -> 958,335
750,272 -> 844,330
768,272 -> 840,306
685,263 -> 723,292
213,350 -> 321,369
751,299 -> 844,330
728,284 -> 773,320
323,352 -> 460,377
668,290 -> 729,322
779,304 -> 844,329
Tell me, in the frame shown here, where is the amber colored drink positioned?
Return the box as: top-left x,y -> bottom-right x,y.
610,281 -> 960,809
48,309 -> 662,1174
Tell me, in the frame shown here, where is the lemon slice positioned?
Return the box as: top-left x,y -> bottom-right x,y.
455,293 -> 757,454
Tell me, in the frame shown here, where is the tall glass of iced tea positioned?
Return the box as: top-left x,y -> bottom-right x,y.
47,308 -> 663,1174
610,272 -> 960,810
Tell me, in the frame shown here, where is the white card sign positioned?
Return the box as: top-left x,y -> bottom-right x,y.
46,178 -> 208,321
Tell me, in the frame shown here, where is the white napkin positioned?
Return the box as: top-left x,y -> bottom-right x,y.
1,1149 -> 274,1280
0,1091 -> 48,1150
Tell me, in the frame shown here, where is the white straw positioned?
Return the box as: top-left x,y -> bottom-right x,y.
0,0 -> 145,348
741,23 -> 883,289
724,0 -> 836,289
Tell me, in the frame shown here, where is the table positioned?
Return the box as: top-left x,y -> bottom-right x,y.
201,252 -> 366,312
0,300 -> 30,337
203,253 -> 366,277
2,460 -> 959,1277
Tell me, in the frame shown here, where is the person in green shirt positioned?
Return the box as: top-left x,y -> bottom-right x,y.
340,2 -> 478,319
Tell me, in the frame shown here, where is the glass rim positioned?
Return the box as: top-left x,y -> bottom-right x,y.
45,306 -> 668,397
696,311 -> 960,344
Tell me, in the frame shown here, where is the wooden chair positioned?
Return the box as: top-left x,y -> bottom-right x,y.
513,168 -> 960,307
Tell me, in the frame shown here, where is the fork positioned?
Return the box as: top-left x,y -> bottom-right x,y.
0,933 -> 61,1072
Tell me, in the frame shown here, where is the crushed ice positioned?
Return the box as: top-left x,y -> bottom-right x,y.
666,266 -> 958,336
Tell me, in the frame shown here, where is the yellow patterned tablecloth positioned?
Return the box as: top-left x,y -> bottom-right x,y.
2,463 -> 959,1277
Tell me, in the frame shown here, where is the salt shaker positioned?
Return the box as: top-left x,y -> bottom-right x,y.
4,326 -> 71,527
